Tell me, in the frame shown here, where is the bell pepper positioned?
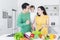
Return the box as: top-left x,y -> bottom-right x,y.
32,30 -> 42,39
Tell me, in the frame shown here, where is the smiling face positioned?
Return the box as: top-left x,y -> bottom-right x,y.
22,3 -> 30,13
37,8 -> 43,15
30,7 -> 35,12
37,6 -> 47,16
30,5 -> 35,12
25,6 -> 30,12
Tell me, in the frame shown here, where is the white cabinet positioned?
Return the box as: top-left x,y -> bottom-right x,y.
45,5 -> 59,16
0,0 -> 17,36
44,5 -> 60,34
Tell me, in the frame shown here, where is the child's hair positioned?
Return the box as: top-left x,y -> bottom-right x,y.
37,6 -> 47,16
30,5 -> 35,9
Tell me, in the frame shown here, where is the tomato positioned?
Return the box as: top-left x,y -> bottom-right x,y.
30,34 -> 35,38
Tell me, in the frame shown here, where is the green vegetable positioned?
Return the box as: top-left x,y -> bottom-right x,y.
45,35 -> 49,40
30,38 -> 34,40
14,32 -> 24,40
34,34 -> 38,39
32,30 -> 41,35
32,30 -> 42,39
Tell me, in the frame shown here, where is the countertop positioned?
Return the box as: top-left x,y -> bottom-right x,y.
0,34 -> 59,40
0,34 -> 14,40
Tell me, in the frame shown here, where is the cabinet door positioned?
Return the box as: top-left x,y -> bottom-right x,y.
0,11 -> 13,36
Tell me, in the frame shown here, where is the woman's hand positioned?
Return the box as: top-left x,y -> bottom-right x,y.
39,26 -> 43,31
39,24 -> 48,31
39,24 -> 47,31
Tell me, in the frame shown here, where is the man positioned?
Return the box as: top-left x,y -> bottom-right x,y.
17,3 -> 31,34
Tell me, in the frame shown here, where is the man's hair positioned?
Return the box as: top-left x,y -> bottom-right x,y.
21,3 -> 29,9
30,5 -> 35,9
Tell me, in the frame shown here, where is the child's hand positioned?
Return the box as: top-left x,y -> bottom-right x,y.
32,25 -> 34,30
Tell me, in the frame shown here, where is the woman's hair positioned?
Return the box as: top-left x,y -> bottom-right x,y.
37,6 -> 47,16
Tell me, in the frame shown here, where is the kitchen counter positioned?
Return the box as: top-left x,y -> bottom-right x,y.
0,34 -> 14,40
0,34 -> 59,40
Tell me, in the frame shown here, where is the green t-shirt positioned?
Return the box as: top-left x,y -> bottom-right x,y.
17,12 -> 31,34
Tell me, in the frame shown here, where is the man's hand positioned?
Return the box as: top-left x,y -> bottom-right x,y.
26,20 -> 30,24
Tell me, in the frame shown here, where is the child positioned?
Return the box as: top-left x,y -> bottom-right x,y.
30,5 -> 36,31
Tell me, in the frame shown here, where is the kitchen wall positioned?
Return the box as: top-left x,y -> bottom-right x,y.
17,0 -> 59,13
0,0 -> 60,36
0,0 -> 18,35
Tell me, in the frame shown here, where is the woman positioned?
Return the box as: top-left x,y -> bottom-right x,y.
35,6 -> 49,36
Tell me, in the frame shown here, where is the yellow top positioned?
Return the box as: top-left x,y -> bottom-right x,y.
35,15 -> 49,31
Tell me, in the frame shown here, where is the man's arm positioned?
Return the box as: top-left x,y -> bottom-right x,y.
17,14 -> 27,27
